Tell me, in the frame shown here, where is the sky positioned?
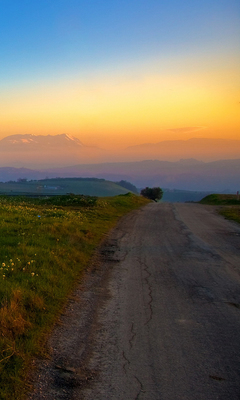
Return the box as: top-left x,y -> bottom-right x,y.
0,0 -> 239,150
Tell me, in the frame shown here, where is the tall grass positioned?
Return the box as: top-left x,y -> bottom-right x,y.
0,193 -> 149,399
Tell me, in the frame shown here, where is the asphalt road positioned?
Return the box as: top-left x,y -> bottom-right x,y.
30,203 -> 240,400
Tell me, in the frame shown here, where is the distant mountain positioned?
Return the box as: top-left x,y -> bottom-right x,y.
125,138 -> 240,162
0,133 -> 83,149
0,135 -> 239,192
0,158 -> 238,192
0,134 -> 107,167
0,135 -> 239,167
0,167 -> 44,182
44,158 -> 240,192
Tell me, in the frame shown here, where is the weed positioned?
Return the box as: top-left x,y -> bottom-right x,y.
0,193 -> 149,399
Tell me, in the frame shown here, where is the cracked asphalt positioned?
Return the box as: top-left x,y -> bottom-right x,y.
29,203 -> 240,400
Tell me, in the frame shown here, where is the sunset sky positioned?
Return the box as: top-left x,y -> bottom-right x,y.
0,0 -> 239,150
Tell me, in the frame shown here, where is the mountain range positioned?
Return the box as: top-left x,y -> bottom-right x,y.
0,133 -> 83,149
125,138 -> 240,161
0,134 -> 239,167
0,158 -> 239,192
0,134 -> 107,167
0,134 -> 239,192
45,158 -> 240,192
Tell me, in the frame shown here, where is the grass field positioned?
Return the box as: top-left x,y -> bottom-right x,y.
0,193 -> 149,400
199,194 -> 240,225
0,178 -> 132,197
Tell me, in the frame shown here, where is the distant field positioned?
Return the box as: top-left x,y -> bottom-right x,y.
162,189 -> 212,203
199,194 -> 240,225
0,193 -> 149,400
0,178 -> 131,197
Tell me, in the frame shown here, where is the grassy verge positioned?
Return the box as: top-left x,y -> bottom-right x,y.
219,207 -> 240,225
199,194 -> 240,225
0,193 -> 149,399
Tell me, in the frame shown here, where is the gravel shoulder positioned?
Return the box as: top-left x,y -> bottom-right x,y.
29,203 -> 240,400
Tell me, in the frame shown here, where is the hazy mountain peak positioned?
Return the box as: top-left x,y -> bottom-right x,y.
177,158 -> 205,165
125,137 -> 240,162
0,133 -> 83,148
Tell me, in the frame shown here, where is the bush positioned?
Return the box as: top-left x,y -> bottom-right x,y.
140,187 -> 163,202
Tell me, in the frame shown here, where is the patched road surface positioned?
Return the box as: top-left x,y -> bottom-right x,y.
29,203 -> 240,400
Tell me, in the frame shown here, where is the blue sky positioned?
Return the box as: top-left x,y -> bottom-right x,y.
0,0 -> 239,148
1,0 -> 239,81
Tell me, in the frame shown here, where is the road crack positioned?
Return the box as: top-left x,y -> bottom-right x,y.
143,260 -> 153,326
134,375 -> 145,399
122,350 -> 131,375
129,322 -> 136,349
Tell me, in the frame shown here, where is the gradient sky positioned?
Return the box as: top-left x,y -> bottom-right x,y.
0,0 -> 239,149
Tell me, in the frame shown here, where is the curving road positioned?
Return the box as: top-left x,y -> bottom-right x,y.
30,203 -> 240,400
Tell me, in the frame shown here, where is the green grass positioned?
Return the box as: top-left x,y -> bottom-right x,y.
199,194 -> 240,225
0,178 -> 132,197
0,193 -> 149,399
219,207 -> 240,225
199,193 -> 240,205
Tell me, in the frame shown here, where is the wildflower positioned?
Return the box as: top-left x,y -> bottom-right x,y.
9,259 -> 12,262
2,263 -> 5,267
11,262 -> 14,266
22,267 -> 25,271
2,275 -> 5,279
31,272 -> 35,277
31,260 -> 34,263
27,262 -> 31,265
11,268 -> 14,271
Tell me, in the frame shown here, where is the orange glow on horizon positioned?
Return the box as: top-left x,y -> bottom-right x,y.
0,64 -> 239,150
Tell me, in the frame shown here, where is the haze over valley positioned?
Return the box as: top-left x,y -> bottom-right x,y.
0,134 -> 239,193
0,134 -> 240,167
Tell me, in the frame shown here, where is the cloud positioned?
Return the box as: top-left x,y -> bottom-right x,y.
168,126 -> 206,134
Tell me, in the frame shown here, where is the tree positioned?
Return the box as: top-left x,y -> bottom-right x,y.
17,178 -> 27,183
140,187 -> 163,202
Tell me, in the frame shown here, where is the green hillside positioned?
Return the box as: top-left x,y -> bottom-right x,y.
199,194 -> 240,225
199,194 -> 240,205
0,178 -> 131,197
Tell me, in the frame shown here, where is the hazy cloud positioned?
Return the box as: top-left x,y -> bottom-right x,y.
168,126 -> 206,134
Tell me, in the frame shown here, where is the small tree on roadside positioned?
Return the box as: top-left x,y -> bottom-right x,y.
140,187 -> 163,202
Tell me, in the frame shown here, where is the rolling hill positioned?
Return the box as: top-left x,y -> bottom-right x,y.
0,158 -> 238,193
0,178 -> 133,197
